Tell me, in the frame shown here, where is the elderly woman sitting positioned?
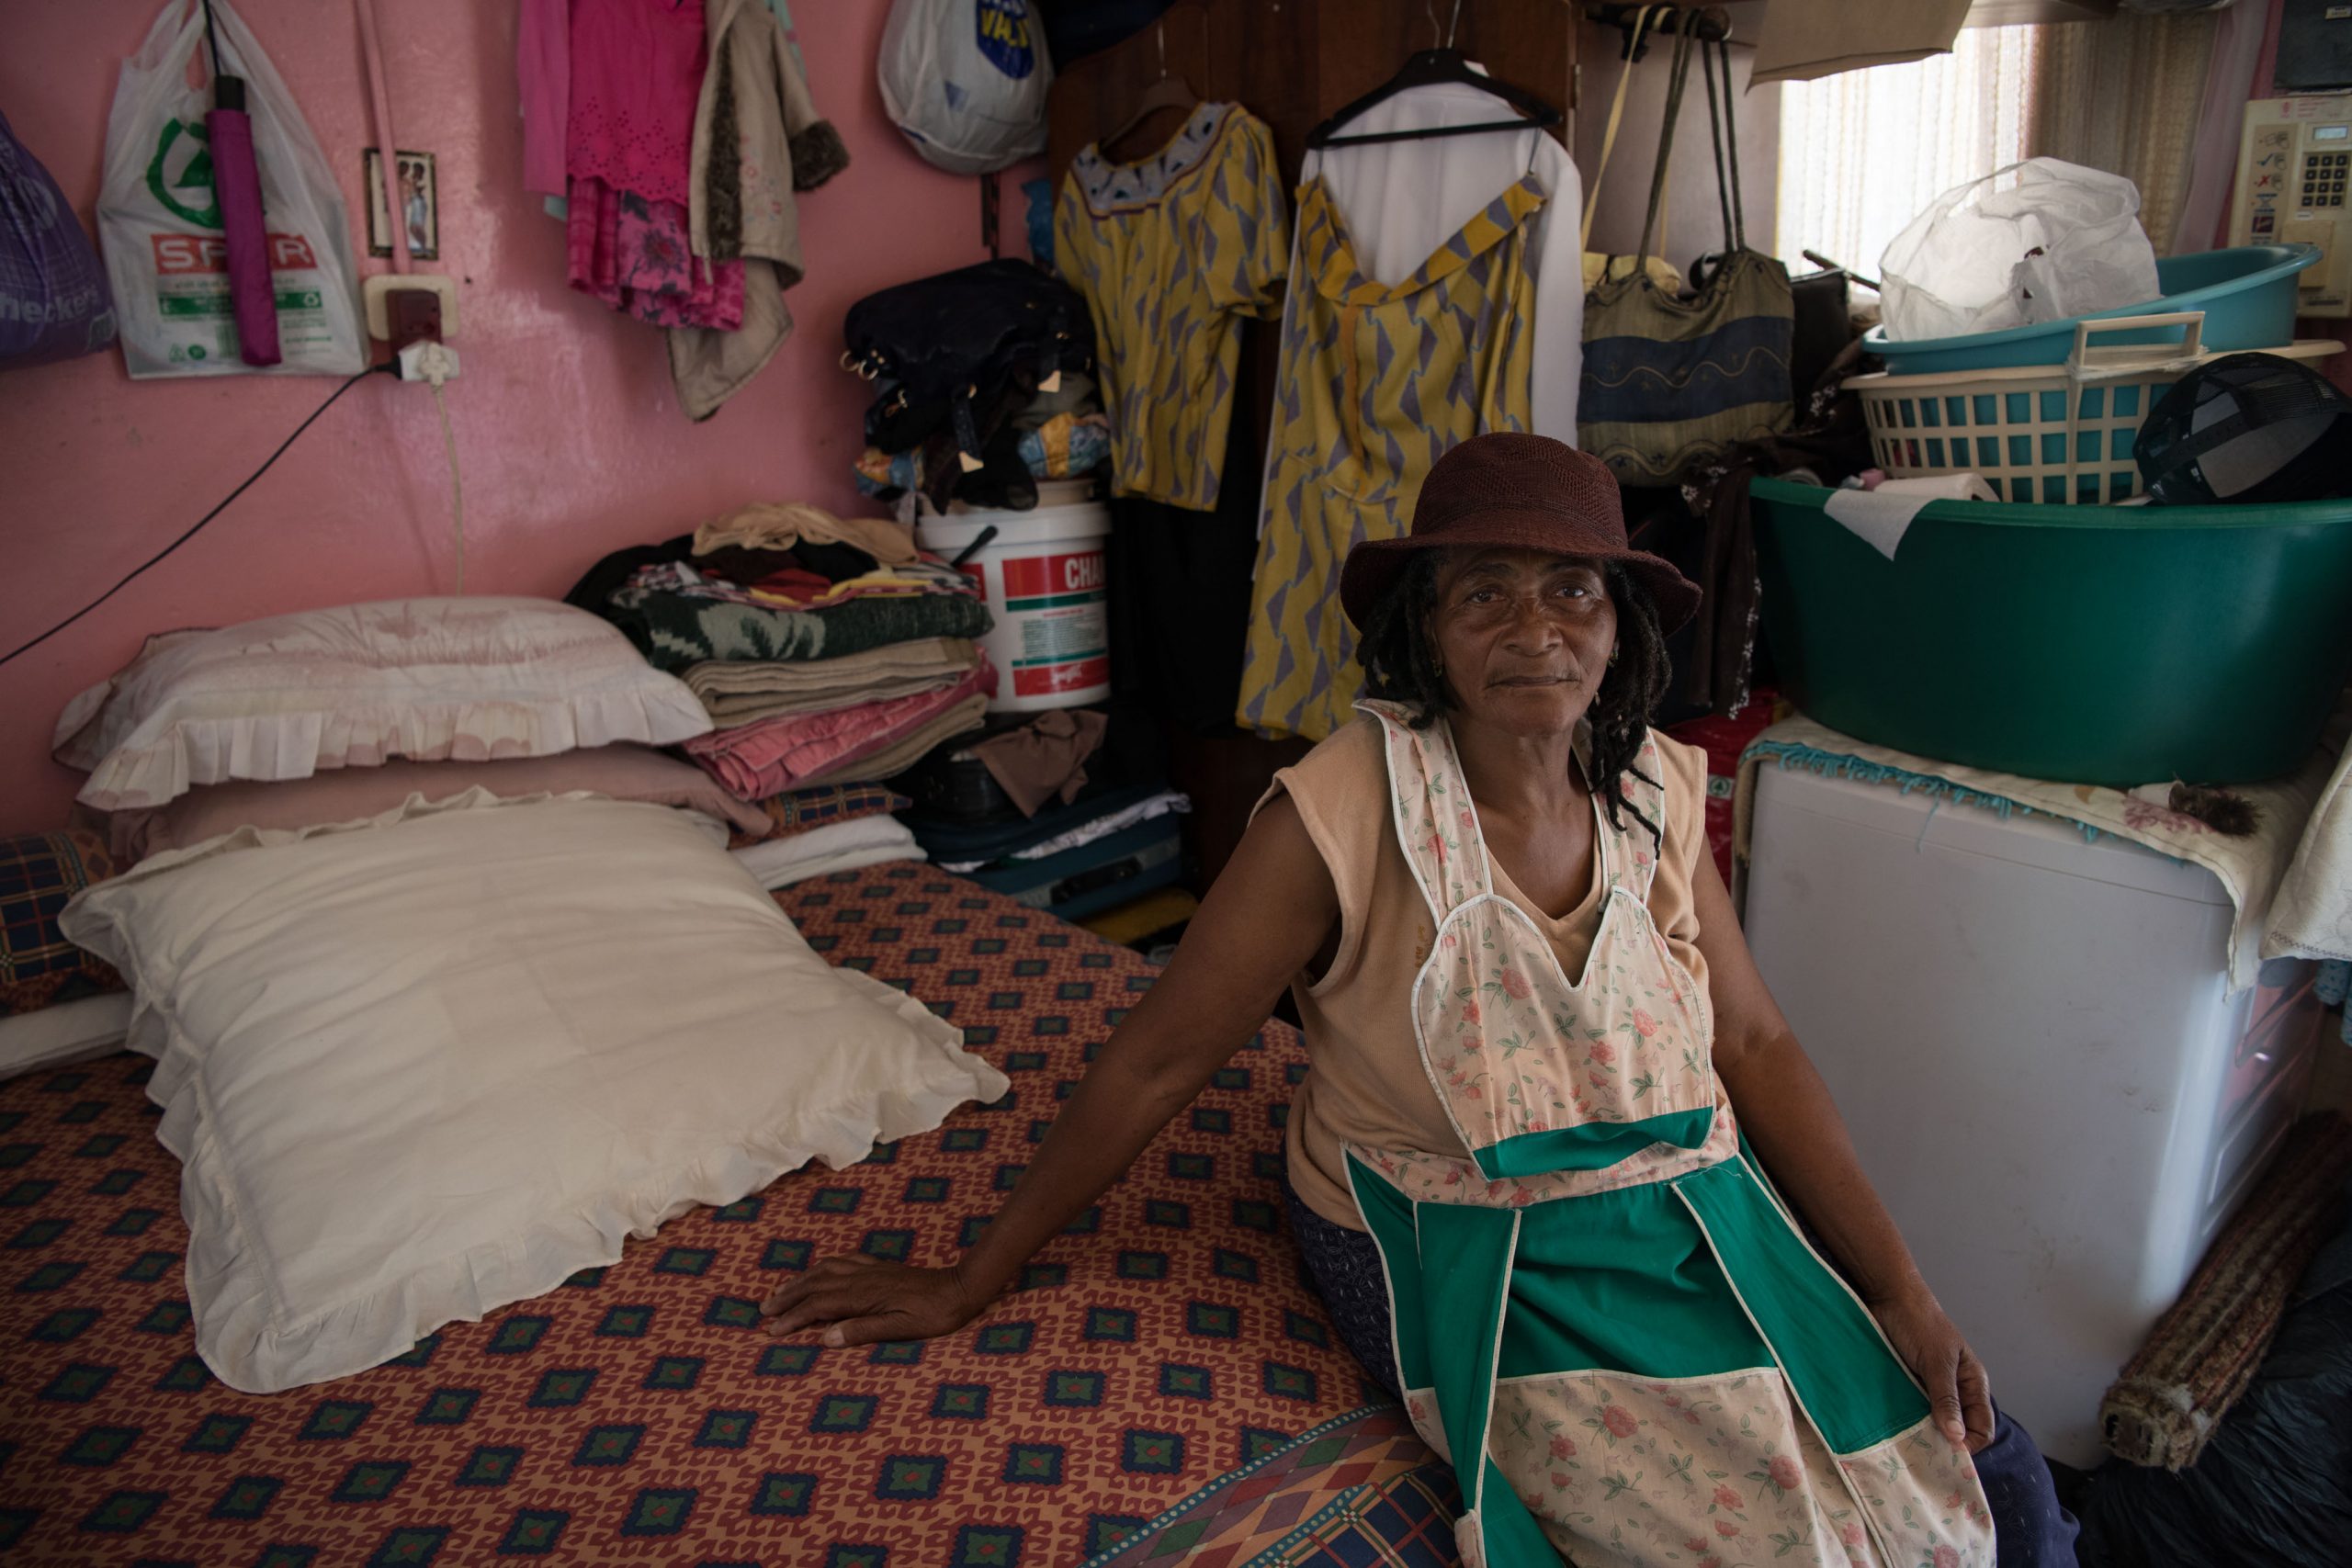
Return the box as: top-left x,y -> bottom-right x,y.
763,434 -> 2076,1567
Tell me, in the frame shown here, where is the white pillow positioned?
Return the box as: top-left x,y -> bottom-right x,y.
55,597 -> 712,810
62,793 -> 1006,1394
731,815 -> 926,890
0,992 -> 133,1082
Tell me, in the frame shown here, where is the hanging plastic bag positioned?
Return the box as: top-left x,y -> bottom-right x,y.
96,0 -> 363,378
876,0 -> 1053,176
0,109 -> 118,369
1878,158 -> 2163,342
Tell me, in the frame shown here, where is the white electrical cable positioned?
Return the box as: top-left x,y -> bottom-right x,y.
429,381 -> 465,595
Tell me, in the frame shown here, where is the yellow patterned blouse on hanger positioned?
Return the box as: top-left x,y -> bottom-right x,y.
1055,102 -> 1288,510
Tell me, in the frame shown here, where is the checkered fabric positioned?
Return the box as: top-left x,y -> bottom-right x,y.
0,828 -> 121,1020
1272,1467 -> 1461,1565
1085,1405 -> 1460,1568
732,784 -> 913,848
0,863 -> 1385,1565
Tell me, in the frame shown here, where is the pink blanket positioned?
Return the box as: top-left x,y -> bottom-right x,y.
685,661 -> 996,799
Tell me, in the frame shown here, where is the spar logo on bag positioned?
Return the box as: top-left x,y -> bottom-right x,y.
145,118 -> 220,228
100,0 -> 364,376
973,0 -> 1036,78
153,232 -> 321,275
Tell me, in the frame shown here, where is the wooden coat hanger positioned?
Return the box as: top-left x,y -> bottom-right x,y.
1100,20 -> 1201,163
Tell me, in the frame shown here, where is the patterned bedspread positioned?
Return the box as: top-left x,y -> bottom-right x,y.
0,863 -> 1399,1566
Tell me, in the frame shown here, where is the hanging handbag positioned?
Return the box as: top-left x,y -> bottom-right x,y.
1578,20 -> 1793,488
843,259 -> 1091,427
842,257 -> 1095,508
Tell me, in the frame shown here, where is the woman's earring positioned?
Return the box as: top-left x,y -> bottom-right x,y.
1608,648 -> 1620,667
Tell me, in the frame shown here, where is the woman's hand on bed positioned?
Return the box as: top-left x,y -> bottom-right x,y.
758,1256 -> 995,1348
759,797 -> 1342,1351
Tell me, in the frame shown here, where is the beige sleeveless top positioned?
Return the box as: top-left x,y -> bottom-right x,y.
1263,716 -> 1713,1230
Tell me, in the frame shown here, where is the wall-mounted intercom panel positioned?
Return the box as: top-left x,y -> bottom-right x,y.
2233,94 -> 2352,318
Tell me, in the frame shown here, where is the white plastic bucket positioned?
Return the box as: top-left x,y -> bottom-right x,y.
917,485 -> 1110,712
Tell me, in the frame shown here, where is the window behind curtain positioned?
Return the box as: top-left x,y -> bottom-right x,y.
1773,26 -> 2041,281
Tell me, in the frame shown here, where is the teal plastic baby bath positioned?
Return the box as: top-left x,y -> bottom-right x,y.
1864,245 -> 2322,375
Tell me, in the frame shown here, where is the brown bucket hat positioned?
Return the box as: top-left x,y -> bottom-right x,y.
1339,433 -> 1702,635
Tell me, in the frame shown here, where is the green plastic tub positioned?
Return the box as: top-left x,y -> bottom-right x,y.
1750,479 -> 2352,785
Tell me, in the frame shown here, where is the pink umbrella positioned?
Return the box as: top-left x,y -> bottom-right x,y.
202,0 -> 279,367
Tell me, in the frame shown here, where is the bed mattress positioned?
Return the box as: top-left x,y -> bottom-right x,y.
0,863 -> 1410,1565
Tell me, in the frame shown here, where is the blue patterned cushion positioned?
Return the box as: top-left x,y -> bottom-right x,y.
0,828 -> 123,1018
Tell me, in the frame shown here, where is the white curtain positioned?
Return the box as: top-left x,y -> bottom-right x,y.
2025,8 -> 2226,256
1772,26 -> 2041,279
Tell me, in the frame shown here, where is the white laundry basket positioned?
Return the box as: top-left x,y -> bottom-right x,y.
1853,312 -> 2341,504
917,481 -> 1111,713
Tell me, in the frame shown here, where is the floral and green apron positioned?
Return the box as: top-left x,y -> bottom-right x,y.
1345,701 -> 1995,1568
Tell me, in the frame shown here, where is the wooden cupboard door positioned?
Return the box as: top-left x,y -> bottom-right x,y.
1046,0 -> 1577,187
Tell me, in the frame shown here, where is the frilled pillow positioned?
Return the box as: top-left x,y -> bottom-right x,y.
54,598 -> 712,811
60,793 -> 1006,1393
105,744 -> 775,863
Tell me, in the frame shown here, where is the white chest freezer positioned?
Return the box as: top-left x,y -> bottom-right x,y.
1741,761 -> 2324,1468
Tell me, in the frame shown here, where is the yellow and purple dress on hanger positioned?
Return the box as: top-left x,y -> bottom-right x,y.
1235,175 -> 1544,742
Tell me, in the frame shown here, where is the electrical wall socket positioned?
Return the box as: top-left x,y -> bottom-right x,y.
363,274 -> 459,341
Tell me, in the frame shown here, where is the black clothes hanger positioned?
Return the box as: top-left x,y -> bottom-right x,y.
1307,0 -> 1560,151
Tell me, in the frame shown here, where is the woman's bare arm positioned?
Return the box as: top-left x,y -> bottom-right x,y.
1693,852 -> 1995,1451
760,794 -> 1340,1347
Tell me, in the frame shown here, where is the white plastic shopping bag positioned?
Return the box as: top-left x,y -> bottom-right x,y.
877,0 -> 1053,176
1879,158 -> 2163,342
97,0 -> 363,378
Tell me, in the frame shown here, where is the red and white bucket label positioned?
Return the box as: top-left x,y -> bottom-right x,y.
989,547 -> 1108,699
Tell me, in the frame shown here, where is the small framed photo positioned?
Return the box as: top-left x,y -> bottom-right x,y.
365,149 -> 438,260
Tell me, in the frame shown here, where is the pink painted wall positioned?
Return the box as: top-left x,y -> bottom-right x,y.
0,0 -> 1038,835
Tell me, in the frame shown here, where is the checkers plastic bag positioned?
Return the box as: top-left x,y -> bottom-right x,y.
876,0 -> 1053,176
96,0 -> 362,378
0,110 -> 118,369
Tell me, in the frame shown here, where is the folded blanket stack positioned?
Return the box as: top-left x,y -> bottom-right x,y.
567,504 -> 998,845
